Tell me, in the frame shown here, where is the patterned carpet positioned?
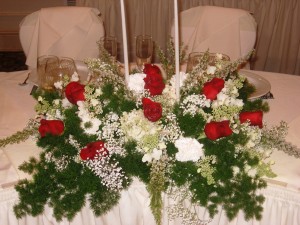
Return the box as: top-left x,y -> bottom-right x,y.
0,51 -> 27,72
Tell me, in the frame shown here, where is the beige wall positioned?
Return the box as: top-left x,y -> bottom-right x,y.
0,0 -> 65,51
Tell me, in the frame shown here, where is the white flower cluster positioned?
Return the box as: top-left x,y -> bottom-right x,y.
180,94 -> 210,116
77,101 -> 102,135
127,73 -> 146,94
161,113 -> 182,143
240,124 -> 262,149
68,135 -> 82,149
100,113 -> 126,156
85,155 -> 126,191
44,152 -> 70,172
142,142 -> 166,163
166,182 -> 209,225
37,96 -> 64,120
211,80 -> 244,110
120,110 -> 160,142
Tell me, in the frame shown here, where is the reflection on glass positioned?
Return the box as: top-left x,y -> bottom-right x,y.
136,35 -> 153,71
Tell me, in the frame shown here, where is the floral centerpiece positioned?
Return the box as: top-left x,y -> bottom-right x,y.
1,46 -> 293,225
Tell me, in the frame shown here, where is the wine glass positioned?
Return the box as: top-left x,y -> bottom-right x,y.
186,52 -> 230,73
136,35 -> 153,71
99,36 -> 117,59
37,55 -> 59,90
186,52 -> 202,73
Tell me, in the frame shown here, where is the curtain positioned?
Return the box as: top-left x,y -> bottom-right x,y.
76,0 -> 300,75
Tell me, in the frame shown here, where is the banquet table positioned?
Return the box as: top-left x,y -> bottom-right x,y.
0,69 -> 300,225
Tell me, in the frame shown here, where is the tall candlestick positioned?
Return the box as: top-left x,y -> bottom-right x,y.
120,0 -> 129,83
174,0 -> 180,101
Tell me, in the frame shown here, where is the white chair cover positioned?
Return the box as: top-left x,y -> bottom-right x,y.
171,6 -> 257,61
19,6 -> 105,69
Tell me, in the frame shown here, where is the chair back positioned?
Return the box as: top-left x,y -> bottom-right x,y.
19,6 -> 105,68
171,6 -> 257,62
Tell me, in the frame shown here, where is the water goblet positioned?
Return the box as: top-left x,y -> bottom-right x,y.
99,36 -> 117,59
186,52 -> 202,73
37,55 -> 59,90
58,57 -> 77,78
186,52 -> 230,73
136,35 -> 153,71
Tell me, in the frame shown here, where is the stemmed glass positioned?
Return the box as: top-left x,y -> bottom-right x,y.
37,55 -> 59,90
136,35 -> 153,71
37,56 -> 77,91
99,36 -> 117,59
186,52 -> 230,73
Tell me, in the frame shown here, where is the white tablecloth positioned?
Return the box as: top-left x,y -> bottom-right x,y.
0,70 -> 300,225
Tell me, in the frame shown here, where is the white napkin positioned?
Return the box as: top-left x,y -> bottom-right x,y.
20,7 -> 105,68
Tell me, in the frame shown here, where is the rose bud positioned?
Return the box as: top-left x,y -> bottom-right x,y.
239,111 -> 263,128
143,64 -> 161,76
202,77 -> 225,100
65,81 -> 85,104
38,119 -> 64,137
204,120 -> 233,140
142,97 -> 163,122
143,64 -> 165,96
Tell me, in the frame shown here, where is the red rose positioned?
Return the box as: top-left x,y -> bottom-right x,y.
65,81 -> 85,104
202,77 -> 225,100
38,119 -> 64,137
239,111 -> 263,128
142,97 -> 163,122
204,120 -> 233,140
143,64 -> 161,76
80,141 -> 109,160
143,64 -> 165,96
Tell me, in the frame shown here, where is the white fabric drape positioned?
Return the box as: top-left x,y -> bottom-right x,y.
1,181 -> 300,225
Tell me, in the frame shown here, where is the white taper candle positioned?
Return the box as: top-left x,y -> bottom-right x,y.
120,0 -> 129,83
174,0 -> 180,101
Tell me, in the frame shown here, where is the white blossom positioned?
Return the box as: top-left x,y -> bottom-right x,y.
71,72 -> 80,82
181,94 -> 211,116
206,66 -> 217,75
90,99 -> 100,107
62,98 -> 72,108
54,81 -> 63,89
175,137 -> 204,162
127,73 -> 146,93
142,148 -> 163,162
38,96 -> 44,102
120,110 -> 160,141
